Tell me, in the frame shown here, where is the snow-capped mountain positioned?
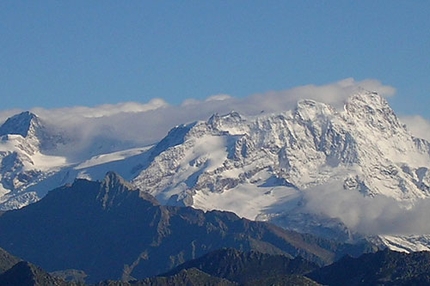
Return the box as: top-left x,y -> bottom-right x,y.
0,112 -> 70,208
1,91 -> 430,250
0,110 -> 147,209
131,92 -> 430,209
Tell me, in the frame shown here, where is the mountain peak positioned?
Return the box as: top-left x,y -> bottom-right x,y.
294,99 -> 336,121
98,172 -> 158,208
206,111 -> 249,136
0,261 -> 68,286
344,91 -> 402,131
208,111 -> 244,128
346,91 -> 390,110
0,111 -> 41,138
102,171 -> 135,190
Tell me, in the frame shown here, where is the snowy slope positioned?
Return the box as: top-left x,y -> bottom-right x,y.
370,235 -> 430,253
132,92 -> 430,210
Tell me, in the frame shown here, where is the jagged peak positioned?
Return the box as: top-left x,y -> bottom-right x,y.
102,171 -> 135,191
293,99 -> 337,121
0,111 -> 41,138
207,111 -> 246,130
344,90 -> 391,113
150,122 -> 197,159
344,90 -> 402,130
150,112 -> 246,154
208,111 -> 243,122
99,172 -> 158,208
295,98 -> 334,111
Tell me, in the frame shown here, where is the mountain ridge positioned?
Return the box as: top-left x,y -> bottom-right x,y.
0,172 -> 375,283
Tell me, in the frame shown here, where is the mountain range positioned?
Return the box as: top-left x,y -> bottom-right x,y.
1,91 -> 430,251
0,172 -> 373,283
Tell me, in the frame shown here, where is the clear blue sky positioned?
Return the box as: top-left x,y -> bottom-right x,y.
1,1 -> 429,117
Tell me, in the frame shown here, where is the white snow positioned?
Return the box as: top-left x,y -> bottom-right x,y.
29,152 -> 68,170
75,147 -> 150,170
193,183 -> 301,220
377,235 -> 430,253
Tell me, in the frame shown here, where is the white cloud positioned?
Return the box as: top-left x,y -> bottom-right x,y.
400,115 -> 430,142
303,182 -> 430,236
0,78 -> 397,159
352,78 -> 396,97
32,98 -> 168,121
205,94 -> 233,102
172,78 -> 396,118
240,78 -> 396,113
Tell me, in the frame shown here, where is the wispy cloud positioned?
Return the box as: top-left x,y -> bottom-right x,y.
32,98 -> 168,121
176,77 -> 396,116
201,77 -> 396,114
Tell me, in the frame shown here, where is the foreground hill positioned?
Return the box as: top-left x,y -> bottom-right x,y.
162,248 -> 320,285
0,173 -> 373,283
308,248 -> 430,285
3,243 -> 430,286
97,268 -> 237,286
99,248 -> 430,286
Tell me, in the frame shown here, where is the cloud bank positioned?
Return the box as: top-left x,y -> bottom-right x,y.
0,78 -> 398,149
303,182 -> 430,236
7,77 -> 429,155
7,77 -> 430,161
400,115 -> 430,142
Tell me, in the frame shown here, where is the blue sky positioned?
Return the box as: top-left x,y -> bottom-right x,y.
1,1 -> 429,118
